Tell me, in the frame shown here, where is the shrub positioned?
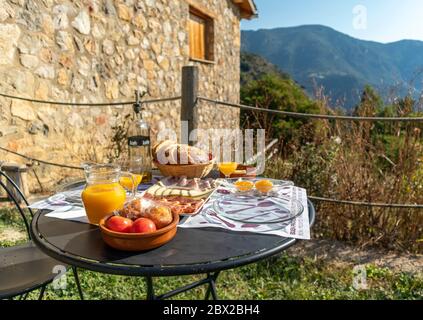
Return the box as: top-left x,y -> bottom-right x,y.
244,76 -> 423,253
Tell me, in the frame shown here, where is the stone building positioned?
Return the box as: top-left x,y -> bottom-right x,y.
0,0 -> 257,191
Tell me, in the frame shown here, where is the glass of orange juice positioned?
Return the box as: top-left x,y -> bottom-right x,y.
81,164 -> 136,225
218,162 -> 238,179
117,159 -> 144,191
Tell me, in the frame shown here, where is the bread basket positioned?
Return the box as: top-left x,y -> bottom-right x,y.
154,161 -> 214,179
152,140 -> 214,178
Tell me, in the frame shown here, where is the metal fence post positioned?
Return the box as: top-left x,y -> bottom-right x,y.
181,66 -> 199,146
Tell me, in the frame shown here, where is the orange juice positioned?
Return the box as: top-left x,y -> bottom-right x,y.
81,183 -> 127,225
119,174 -> 143,190
218,162 -> 238,178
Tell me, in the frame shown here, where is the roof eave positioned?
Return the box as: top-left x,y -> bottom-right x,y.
234,0 -> 258,20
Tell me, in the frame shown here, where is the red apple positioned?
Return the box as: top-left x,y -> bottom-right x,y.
130,218 -> 157,234
106,216 -> 133,233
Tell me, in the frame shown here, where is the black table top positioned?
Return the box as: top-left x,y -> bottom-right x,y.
31,198 -> 315,277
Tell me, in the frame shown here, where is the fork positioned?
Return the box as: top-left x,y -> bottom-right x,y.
204,209 -> 236,228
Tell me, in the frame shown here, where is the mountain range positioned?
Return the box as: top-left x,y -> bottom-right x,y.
241,25 -> 423,108
240,52 -> 289,85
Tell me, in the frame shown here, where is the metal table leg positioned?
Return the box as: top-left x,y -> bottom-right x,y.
145,272 -> 220,300
146,276 -> 155,300
205,272 -> 220,300
72,267 -> 84,300
38,285 -> 47,300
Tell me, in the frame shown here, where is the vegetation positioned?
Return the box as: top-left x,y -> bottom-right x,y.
241,52 -> 290,85
241,73 -> 320,155
240,61 -> 423,253
106,112 -> 135,162
0,210 -> 421,300
26,257 -> 423,300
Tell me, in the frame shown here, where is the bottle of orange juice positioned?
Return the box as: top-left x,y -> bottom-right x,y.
81,164 -> 136,225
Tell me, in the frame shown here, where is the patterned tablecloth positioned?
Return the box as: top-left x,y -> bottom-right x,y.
29,178 -> 310,240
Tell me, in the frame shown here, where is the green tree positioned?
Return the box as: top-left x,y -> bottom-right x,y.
240,74 -> 320,154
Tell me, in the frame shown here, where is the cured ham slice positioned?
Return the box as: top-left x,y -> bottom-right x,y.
140,193 -> 205,216
158,176 -> 217,191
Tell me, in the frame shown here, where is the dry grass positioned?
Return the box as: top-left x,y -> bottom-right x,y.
0,227 -> 25,243
265,125 -> 422,252
251,94 -> 423,253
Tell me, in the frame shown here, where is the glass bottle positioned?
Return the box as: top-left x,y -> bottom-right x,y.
127,112 -> 152,183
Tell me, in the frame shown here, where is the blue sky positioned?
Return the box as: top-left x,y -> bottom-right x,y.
241,0 -> 423,43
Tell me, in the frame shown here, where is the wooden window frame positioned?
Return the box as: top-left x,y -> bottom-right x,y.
188,5 -> 215,64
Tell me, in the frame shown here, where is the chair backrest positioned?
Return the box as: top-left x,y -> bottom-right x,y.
0,168 -> 33,240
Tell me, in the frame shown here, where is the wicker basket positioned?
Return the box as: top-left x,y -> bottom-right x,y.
154,161 -> 214,179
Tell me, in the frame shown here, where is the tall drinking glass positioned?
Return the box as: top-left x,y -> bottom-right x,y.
117,159 -> 144,191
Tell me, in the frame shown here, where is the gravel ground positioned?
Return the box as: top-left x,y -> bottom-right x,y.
288,239 -> 423,274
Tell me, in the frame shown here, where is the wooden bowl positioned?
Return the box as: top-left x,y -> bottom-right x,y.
99,212 -> 179,252
154,160 -> 214,179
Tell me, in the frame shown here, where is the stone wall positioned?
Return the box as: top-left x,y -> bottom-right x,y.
0,0 -> 241,192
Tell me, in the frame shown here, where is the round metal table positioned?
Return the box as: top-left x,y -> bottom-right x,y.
30,196 -> 315,300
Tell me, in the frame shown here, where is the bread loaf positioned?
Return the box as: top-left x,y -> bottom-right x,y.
153,140 -> 210,165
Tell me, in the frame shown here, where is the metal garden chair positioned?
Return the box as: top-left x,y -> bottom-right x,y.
0,163 -> 84,300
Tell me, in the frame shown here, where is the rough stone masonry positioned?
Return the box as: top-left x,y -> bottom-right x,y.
0,0 -> 243,191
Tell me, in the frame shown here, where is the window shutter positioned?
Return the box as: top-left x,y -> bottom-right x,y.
189,13 -> 206,60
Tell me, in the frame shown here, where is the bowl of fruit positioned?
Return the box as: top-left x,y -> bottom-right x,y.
99,199 -> 179,251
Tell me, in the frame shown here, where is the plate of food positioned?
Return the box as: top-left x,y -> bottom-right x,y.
139,176 -> 219,216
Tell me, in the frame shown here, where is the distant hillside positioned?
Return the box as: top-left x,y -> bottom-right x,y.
242,25 -> 423,108
241,52 -> 289,85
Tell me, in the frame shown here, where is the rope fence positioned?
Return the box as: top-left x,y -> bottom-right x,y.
1,145 -> 422,209
1,90 -> 422,121
0,146 -> 82,170
0,92 -> 181,107
198,97 -> 423,122
308,196 -> 423,209
0,91 -> 422,210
